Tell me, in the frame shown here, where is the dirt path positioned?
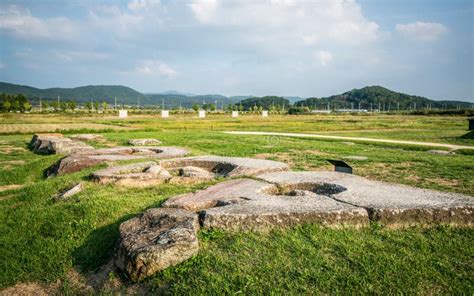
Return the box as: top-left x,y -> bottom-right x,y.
223,131 -> 474,150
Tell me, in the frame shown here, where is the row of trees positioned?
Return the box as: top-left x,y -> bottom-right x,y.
39,100 -> 110,112
0,94 -> 32,112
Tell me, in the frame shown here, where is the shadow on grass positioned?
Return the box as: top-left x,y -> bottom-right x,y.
459,131 -> 474,139
72,198 -> 168,273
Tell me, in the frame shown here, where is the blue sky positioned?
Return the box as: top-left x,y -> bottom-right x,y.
0,0 -> 472,101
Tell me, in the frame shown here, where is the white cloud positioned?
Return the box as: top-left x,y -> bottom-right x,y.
395,21 -> 448,42
315,50 -> 333,66
134,59 -> 178,78
0,5 -> 79,41
188,0 -> 379,46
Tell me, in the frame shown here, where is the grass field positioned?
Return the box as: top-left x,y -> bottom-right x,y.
0,112 -> 473,294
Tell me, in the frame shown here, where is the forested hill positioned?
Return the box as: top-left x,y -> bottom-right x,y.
0,82 -> 146,103
295,86 -> 472,110
0,82 -> 242,108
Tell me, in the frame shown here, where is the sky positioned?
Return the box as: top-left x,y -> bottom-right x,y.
0,0 -> 473,101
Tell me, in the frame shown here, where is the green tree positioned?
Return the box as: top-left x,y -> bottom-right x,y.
93,101 -> 100,112
68,100 -> 77,111
3,100 -> 11,112
41,100 -> 49,110
60,101 -> 68,112
102,101 -> 109,112
192,104 -> 200,112
51,101 -> 59,112
23,102 -> 32,112
85,102 -> 92,111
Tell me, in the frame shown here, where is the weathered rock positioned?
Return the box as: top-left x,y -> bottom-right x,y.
92,162 -> 171,186
160,155 -> 289,178
29,134 -> 93,155
128,139 -> 162,146
427,150 -> 455,155
53,183 -> 84,201
164,178 -> 368,230
258,171 -> 474,227
47,146 -> 188,176
29,133 -> 63,148
164,178 -> 272,211
115,208 -> 199,282
179,166 -> 215,179
69,134 -> 105,141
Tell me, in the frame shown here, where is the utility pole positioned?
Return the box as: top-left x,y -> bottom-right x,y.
57,96 -> 60,107
39,98 -> 42,112
114,97 -> 117,110
162,99 -> 164,110
137,97 -> 140,109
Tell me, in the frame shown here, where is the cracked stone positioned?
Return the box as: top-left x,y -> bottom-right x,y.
258,171 -> 474,226
92,162 -> 171,187
128,139 -> 162,146
46,146 -> 188,176
115,208 -> 199,282
29,134 -> 93,155
160,155 -> 289,178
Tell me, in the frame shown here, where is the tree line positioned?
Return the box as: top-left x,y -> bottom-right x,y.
0,93 -> 32,112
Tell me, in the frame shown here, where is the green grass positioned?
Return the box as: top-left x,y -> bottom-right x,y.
0,113 -> 473,294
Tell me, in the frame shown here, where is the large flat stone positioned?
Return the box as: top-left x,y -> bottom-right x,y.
160,155 -> 289,178
128,139 -> 162,146
163,178 -> 368,230
92,161 -> 171,186
29,134 -> 93,155
163,178 -> 274,211
47,146 -> 188,176
258,171 -> 474,226
115,208 -> 199,282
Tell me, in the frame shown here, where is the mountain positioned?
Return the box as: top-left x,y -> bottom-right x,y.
1,82 -> 471,110
0,82 -> 145,104
144,93 -> 241,109
238,96 -> 290,110
156,90 -> 196,96
295,86 -> 472,110
283,96 -> 304,103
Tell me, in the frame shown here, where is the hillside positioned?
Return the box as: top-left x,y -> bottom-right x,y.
238,96 -> 290,110
0,82 -> 146,104
0,82 -> 242,108
295,86 -> 472,110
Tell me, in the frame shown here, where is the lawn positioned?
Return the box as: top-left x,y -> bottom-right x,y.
0,112 -> 473,294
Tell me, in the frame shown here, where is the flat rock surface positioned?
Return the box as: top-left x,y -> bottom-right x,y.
164,178 -> 368,230
128,139 -> 162,146
258,171 -> 474,225
30,134 -> 93,155
92,161 -> 171,186
115,208 -> 199,282
160,155 -> 289,177
164,178 -> 273,211
47,146 -> 189,176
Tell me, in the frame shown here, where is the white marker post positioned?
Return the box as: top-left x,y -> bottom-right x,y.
198,110 -> 206,118
262,110 -> 269,117
232,111 -> 239,118
119,110 -> 128,118
161,110 -> 169,118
